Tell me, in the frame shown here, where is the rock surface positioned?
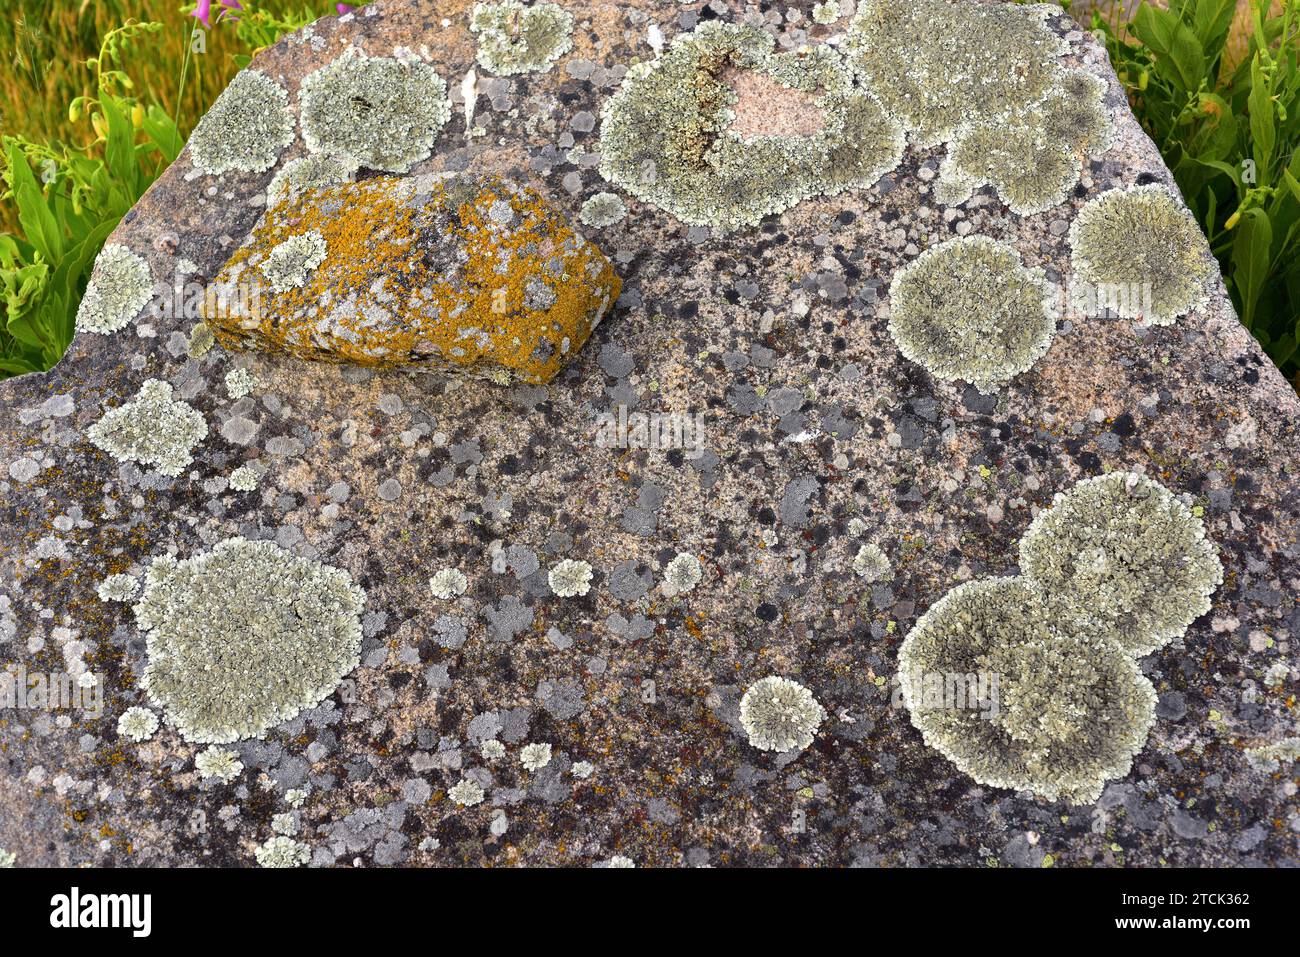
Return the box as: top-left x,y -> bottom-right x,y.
1,0 -> 1298,868
206,173 -> 621,384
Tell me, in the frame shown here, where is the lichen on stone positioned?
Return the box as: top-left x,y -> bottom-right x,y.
1244,737 -> 1300,772
449,777 -> 485,806
195,745 -> 244,783
662,552 -> 703,597
520,741 -> 552,771
298,50 -> 451,173
898,576 -> 1157,805
133,537 -> 366,743
852,543 -> 890,582
97,573 -> 140,603
598,21 -> 904,232
429,568 -> 468,599
205,173 -> 620,385
187,69 -> 296,176
260,230 -> 328,293
228,462 -> 262,492
1068,184 -> 1217,325
812,1 -> 840,25
549,558 -> 593,597
846,0 -> 1109,214
116,706 -> 159,742
75,244 -> 154,335
738,676 -> 826,753
224,367 -> 258,399
886,236 -> 1055,392
266,154 -> 357,208
86,379 -> 208,477
1018,471 -> 1223,657
0,849 -> 13,868
579,191 -> 628,228
470,0 -> 574,76
254,835 -> 309,868
187,322 -> 216,359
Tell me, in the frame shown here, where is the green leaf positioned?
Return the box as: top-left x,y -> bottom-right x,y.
1232,207 -> 1274,328
6,142 -> 64,265
1248,53 -> 1276,176
1133,4 -> 1206,92
100,94 -> 139,200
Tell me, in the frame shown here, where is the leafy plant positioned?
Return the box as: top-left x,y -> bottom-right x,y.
1092,0 -> 1300,383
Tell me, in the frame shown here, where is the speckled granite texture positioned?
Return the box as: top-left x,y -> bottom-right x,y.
1,0 -> 1297,868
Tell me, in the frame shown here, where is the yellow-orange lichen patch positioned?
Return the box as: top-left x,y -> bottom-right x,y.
204,173 -> 621,384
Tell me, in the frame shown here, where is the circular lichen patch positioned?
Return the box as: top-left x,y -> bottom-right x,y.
598,21 -> 903,232
1018,471 -> 1223,657
886,236 -> 1055,392
739,675 -> 826,753
75,244 -> 155,335
135,537 -> 366,743
188,69 -> 296,176
298,51 -> 452,173
898,577 -> 1157,804
1068,184 -> 1217,325
470,0 -> 574,76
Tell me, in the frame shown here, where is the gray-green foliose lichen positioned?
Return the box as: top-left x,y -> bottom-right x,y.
266,154 -> 358,207
846,0 -> 1110,213
75,244 -> 155,335
187,69 -> 296,176
1068,184 -> 1217,325
86,378 -> 208,477
260,231 -> 328,293
579,191 -> 628,228
900,472 -> 1221,803
1018,471 -> 1223,657
898,576 -> 1157,805
886,236 -> 1056,392
470,0 -> 574,76
738,675 -> 826,753
133,537 -> 366,744
598,20 -> 904,232
298,50 -> 452,173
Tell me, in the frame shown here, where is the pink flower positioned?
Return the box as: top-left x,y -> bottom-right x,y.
337,3 -> 353,12
189,0 -> 213,26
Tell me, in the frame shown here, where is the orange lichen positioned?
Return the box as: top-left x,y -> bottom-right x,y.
204,174 -> 621,384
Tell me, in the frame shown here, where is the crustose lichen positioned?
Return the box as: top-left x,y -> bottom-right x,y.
1018,471 -> 1223,657
86,379 -> 208,477
1068,184 -> 1216,325
298,50 -> 452,173
187,69 -> 296,177
598,20 -> 903,232
75,244 -> 155,335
